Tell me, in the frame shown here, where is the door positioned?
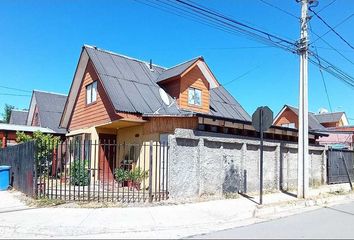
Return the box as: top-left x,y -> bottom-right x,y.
99,134 -> 117,182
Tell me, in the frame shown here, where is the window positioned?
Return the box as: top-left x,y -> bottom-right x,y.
188,87 -> 202,106
281,123 -> 296,129
86,81 -> 97,104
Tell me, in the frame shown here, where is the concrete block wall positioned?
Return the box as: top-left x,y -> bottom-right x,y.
168,128 -> 326,199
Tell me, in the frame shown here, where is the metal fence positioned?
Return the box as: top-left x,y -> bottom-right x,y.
327,149 -> 354,184
0,141 -> 36,197
35,140 -> 169,203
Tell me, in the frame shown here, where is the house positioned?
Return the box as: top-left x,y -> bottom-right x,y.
274,105 -> 352,148
59,45 -> 325,183
26,90 -> 67,138
9,110 -> 28,125
0,123 -> 55,147
273,105 -> 349,130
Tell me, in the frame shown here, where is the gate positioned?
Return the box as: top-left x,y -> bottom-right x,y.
327,149 -> 354,184
0,141 -> 36,197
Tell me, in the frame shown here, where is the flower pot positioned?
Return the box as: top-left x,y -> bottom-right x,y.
127,180 -> 133,189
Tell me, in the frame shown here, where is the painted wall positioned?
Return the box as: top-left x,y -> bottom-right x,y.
168,128 -> 326,199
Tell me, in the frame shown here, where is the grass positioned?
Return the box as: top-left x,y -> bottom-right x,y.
33,197 -> 66,207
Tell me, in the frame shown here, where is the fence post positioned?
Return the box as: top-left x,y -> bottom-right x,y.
149,141 -> 153,203
33,141 -> 38,199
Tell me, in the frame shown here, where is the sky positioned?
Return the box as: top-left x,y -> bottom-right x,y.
0,0 -> 353,123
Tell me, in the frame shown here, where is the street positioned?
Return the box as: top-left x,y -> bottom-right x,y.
191,201 -> 354,239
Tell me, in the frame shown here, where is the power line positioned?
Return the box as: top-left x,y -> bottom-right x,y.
311,13 -> 354,45
259,0 -> 299,19
309,27 -> 354,66
0,85 -> 31,93
309,7 -> 354,50
317,0 -> 337,13
0,93 -> 31,97
222,65 -> 260,86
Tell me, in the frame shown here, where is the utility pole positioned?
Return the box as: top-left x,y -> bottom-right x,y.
297,0 -> 311,198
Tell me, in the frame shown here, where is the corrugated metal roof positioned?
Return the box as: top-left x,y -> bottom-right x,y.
287,105 -> 325,130
85,46 -> 250,121
314,112 -> 344,123
210,86 -> 251,121
0,123 -> 55,133
34,91 -> 67,134
156,57 -> 200,83
9,110 -> 28,125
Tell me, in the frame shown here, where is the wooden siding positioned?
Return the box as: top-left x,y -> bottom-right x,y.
274,108 -> 299,128
160,79 -> 181,105
179,65 -> 210,113
31,105 -> 40,127
69,60 -> 118,130
143,117 -> 198,135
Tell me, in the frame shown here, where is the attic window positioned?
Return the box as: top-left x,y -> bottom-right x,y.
86,81 -> 97,104
188,87 -> 202,106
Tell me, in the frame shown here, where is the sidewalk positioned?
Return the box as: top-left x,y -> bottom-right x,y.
0,184 -> 353,239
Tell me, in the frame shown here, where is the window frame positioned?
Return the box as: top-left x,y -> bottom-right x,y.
86,81 -> 97,105
188,87 -> 202,107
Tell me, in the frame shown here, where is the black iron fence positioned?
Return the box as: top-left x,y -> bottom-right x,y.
0,141 -> 36,197
327,149 -> 354,184
0,140 -> 169,203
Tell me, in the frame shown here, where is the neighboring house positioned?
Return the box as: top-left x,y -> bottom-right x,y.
9,110 -> 28,125
26,90 -> 67,138
274,105 -> 351,149
0,123 -> 55,147
314,112 -> 348,128
274,105 -> 349,130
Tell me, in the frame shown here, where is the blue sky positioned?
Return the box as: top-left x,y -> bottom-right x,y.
0,0 -> 353,123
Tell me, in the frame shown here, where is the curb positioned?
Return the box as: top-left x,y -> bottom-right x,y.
253,193 -> 354,218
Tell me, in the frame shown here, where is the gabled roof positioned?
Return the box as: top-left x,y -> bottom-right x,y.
28,90 -> 67,134
61,45 -> 251,127
210,86 -> 250,121
9,110 -> 28,125
314,112 -> 346,124
156,57 -> 200,83
277,105 -> 325,130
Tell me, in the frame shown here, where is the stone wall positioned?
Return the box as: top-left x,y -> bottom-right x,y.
168,128 -> 326,199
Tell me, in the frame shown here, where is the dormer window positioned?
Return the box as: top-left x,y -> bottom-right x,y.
188,87 -> 202,106
86,81 -> 97,105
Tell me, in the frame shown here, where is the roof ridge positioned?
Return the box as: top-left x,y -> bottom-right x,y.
164,56 -> 202,71
84,44 -> 167,70
12,109 -> 28,112
33,89 -> 67,97
285,104 -> 316,115
314,112 -> 344,116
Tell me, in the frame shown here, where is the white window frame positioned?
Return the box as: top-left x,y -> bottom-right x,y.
86,81 -> 97,104
188,87 -> 202,106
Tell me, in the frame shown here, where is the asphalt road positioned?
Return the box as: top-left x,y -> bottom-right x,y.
191,201 -> 354,239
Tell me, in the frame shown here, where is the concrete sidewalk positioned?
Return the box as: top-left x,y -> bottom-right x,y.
0,184 -> 353,239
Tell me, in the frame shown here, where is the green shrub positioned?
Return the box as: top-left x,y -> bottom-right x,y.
70,160 -> 90,186
128,167 -> 149,182
114,168 -> 128,182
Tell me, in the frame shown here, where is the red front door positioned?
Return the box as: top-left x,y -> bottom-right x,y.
99,134 -> 116,182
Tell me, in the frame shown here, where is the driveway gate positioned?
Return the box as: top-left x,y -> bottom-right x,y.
327,149 -> 354,184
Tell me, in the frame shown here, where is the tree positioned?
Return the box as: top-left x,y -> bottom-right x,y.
2,104 -> 14,123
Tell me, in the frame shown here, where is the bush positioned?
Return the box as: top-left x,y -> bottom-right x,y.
128,167 -> 149,183
114,168 -> 128,182
70,160 -> 90,186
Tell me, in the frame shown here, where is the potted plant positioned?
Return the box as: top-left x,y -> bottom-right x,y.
114,168 -> 128,187
127,167 -> 148,190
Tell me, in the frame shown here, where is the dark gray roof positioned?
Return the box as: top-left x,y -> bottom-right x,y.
210,86 -> 251,121
314,112 -> 344,123
34,91 -> 67,134
85,46 -> 250,121
9,110 -> 28,125
156,57 -> 200,83
286,105 -> 325,130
